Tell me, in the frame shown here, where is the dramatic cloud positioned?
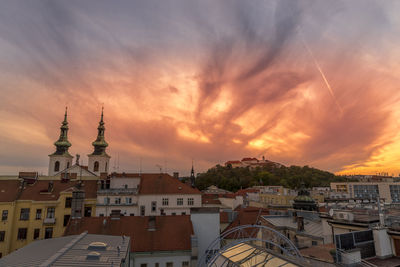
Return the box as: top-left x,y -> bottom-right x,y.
0,0 -> 399,175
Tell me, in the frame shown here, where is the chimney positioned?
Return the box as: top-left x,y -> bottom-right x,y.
111,210 -> 121,220
297,216 -> 304,232
148,216 -> 156,231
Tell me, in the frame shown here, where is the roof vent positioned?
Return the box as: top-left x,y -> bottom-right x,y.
178,186 -> 182,190
88,242 -> 107,250
86,251 -> 101,260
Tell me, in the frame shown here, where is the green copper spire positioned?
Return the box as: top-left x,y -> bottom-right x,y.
52,107 -> 72,155
91,107 -> 109,156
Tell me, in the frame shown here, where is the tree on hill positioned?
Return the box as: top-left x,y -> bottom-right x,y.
195,164 -> 347,191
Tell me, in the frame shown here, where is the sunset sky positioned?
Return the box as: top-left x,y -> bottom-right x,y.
0,0 -> 400,176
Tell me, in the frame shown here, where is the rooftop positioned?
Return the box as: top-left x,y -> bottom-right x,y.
0,232 -> 129,267
65,215 -> 193,252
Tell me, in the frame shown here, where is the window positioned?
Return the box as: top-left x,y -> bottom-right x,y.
140,206 -> 145,216
162,198 -> 169,206
99,214 -> 104,217
115,198 -> 121,204
177,198 -> 183,206
182,262 -> 189,267
44,227 -> 53,239
105,162 -> 108,172
33,229 -> 40,240
151,201 -> 157,212
182,212 -> 186,215
0,231 -> 5,242
104,197 -> 110,204
166,262 -> 173,267
94,161 -> 99,172
126,197 -> 132,204
1,210 -> 8,221
130,213 -> 135,216
67,162 -> 70,168
312,241 -> 318,246
140,264 -> 147,267
84,207 -> 92,217
124,184 -> 128,189
188,198 -> 194,206
46,207 -> 55,219
20,208 -> 30,220
17,228 -> 27,240
63,214 -> 70,226
65,197 -> 72,208
35,209 -> 42,220
155,264 -> 159,267
54,161 -> 60,172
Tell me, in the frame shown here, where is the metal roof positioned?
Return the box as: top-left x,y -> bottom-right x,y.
0,232 -> 129,267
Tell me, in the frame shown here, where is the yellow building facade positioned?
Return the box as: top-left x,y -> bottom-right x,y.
0,176 -> 98,257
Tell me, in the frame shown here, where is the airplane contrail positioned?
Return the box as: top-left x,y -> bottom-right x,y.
298,28 -> 343,114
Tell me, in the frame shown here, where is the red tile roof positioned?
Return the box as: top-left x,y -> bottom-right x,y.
222,206 -> 269,238
235,188 -> 260,196
138,173 -> 201,195
241,157 -> 258,162
0,180 -> 20,202
65,215 -> 193,252
17,180 -> 98,201
220,212 -> 229,223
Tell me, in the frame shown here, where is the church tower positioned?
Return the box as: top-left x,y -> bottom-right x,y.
48,107 -> 73,176
88,108 -> 110,175
190,161 -> 195,187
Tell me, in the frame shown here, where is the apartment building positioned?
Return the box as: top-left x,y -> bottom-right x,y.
0,175 -> 97,257
331,182 -> 400,203
96,173 -> 202,216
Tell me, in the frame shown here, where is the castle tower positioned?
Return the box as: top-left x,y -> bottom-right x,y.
48,107 -> 73,176
88,107 -> 110,175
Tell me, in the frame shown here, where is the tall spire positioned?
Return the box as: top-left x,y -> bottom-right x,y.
190,160 -> 195,187
52,107 -> 72,155
91,107 -> 109,156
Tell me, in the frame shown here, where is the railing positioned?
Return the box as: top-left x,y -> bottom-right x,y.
335,249 -> 377,267
97,202 -> 137,206
43,218 -> 56,225
97,188 -> 138,195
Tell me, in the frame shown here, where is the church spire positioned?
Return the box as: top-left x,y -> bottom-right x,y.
91,107 -> 109,156
52,107 -> 72,155
190,160 -> 195,187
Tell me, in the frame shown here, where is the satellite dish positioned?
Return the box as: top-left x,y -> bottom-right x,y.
329,209 -> 334,216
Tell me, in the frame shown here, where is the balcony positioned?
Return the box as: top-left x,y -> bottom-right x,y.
43,218 -> 56,225
97,202 -> 137,206
97,188 -> 138,195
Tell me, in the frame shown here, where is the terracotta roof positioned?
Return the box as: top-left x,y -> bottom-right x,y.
0,180 -> 20,202
138,173 -> 201,195
64,215 -> 193,252
222,207 -> 269,238
202,197 -> 221,205
220,212 -> 229,223
17,180 -> 98,201
241,157 -> 258,162
235,188 -> 260,196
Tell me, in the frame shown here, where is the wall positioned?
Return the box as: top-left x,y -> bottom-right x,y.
138,194 -> 201,216
132,251 -> 191,267
190,209 -> 220,261
111,177 -> 140,189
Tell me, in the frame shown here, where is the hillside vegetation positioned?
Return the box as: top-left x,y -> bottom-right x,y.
195,163 -> 347,192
